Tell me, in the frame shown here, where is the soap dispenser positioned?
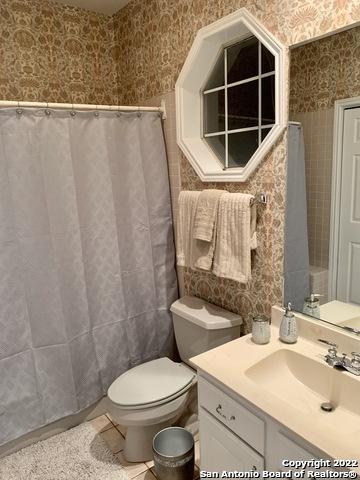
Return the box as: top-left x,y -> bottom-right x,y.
279,303 -> 298,344
303,294 -> 321,318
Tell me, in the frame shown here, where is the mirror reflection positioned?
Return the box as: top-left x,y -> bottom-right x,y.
285,25 -> 360,334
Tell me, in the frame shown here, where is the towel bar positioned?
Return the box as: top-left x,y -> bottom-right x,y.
252,193 -> 267,205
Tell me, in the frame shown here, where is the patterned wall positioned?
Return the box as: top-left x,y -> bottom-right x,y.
0,0 -> 118,104
114,0 -> 360,106
114,0 -> 360,331
1,0 -> 359,331
290,26 -> 360,114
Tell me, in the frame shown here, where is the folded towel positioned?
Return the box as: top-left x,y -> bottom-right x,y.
193,239 -> 214,271
192,189 -> 226,271
193,189 -> 225,241
176,191 -> 200,267
213,193 -> 256,283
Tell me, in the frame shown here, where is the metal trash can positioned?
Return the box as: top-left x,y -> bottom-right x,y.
153,427 -> 194,480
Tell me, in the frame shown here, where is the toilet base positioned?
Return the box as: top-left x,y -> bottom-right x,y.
124,421 -> 172,462
107,382 -> 197,462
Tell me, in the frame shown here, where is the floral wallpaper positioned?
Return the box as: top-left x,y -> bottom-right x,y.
114,0 -> 360,106
0,0 -> 118,104
1,0 -> 359,332
114,0 -> 360,332
290,25 -> 360,114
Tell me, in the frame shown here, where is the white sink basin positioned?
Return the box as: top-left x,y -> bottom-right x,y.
245,349 -> 360,429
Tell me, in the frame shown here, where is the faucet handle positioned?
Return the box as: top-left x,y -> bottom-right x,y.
351,352 -> 360,365
318,339 -> 338,358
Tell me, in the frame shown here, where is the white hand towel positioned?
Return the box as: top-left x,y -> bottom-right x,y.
192,189 -> 227,271
250,203 -> 258,250
213,193 -> 256,283
176,191 -> 200,267
193,189 -> 225,241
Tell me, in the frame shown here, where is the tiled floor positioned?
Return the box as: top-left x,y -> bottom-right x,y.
91,414 -> 200,479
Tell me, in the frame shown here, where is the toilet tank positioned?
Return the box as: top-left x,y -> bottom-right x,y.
170,296 -> 242,368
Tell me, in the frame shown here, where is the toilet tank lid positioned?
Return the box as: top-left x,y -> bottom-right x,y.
170,296 -> 242,330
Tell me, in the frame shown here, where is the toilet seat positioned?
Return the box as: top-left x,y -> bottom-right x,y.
108,358 -> 195,410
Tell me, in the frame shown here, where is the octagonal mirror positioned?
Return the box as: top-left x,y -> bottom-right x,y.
176,8 -> 285,182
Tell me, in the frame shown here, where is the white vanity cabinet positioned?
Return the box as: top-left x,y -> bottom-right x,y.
198,374 -> 329,474
200,409 -> 264,472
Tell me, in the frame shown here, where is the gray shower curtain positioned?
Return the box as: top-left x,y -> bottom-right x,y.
0,108 -> 178,446
284,123 -> 310,311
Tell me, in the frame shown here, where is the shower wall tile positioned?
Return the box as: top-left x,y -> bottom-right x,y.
0,0 -> 118,105
293,109 -> 334,270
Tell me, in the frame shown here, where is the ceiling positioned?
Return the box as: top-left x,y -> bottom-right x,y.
52,0 -> 132,15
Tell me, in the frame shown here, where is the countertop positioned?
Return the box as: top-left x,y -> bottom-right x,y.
191,325 -> 360,465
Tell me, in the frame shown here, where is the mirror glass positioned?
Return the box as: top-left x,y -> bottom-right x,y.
285,25 -> 360,335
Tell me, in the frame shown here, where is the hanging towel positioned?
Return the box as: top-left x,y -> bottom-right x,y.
193,189 -> 225,241
176,191 -> 201,267
213,193 -> 256,283
250,203 -> 258,250
192,189 -> 226,271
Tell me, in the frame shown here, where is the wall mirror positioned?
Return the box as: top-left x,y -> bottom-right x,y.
285,24 -> 360,336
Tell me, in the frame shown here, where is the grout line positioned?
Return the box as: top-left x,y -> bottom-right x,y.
114,424 -> 126,439
113,446 -> 124,454
102,423 -> 114,432
105,413 -> 118,428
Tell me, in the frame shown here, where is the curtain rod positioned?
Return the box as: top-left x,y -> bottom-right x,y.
0,99 -> 167,120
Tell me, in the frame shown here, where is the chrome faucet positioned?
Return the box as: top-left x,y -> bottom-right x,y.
318,339 -> 360,376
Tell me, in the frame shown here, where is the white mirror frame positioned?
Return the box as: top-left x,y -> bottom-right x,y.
176,8 -> 286,182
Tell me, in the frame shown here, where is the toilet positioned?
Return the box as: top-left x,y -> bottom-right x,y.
107,295 -> 242,462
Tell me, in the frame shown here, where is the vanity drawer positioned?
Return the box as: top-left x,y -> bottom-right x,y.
200,407 -> 264,473
198,376 -> 265,454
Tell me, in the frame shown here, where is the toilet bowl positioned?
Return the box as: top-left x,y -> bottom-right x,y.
107,357 -> 196,461
107,295 -> 242,462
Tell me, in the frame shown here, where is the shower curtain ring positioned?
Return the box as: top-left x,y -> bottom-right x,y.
94,105 -> 99,118
45,102 -> 51,117
137,106 -> 141,118
70,103 -> 76,118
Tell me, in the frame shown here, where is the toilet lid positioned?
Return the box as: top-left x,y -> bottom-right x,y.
108,358 -> 195,407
